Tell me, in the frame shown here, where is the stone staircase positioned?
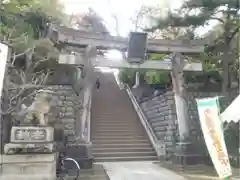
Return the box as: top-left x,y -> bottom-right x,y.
91,73 -> 157,162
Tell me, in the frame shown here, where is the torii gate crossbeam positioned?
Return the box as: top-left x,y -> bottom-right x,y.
58,54 -> 203,71
49,24 -> 206,54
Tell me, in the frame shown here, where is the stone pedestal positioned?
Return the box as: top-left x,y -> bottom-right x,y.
0,153 -> 57,180
1,126 -> 57,179
173,142 -> 204,165
66,141 -> 93,169
4,126 -> 55,154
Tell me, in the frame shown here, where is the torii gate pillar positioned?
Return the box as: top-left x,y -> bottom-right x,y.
171,52 -> 190,139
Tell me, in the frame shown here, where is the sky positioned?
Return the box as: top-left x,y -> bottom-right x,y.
60,0 -> 217,61
59,0 -> 217,68
60,0 -> 185,36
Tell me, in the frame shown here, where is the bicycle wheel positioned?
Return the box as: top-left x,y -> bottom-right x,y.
63,157 -> 80,180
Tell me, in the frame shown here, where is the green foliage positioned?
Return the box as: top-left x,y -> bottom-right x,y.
144,71 -> 171,85
118,69 -> 136,86
150,0 -> 239,30
146,0 -> 240,88
0,0 -> 64,46
1,0 -> 65,78
142,54 -> 170,85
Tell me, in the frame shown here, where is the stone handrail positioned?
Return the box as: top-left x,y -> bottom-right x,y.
125,84 -> 165,158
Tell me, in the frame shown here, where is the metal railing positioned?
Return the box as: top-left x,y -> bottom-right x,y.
125,84 -> 165,158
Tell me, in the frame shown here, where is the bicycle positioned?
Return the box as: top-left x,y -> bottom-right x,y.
57,152 -> 80,180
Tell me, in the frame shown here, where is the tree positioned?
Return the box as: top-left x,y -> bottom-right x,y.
0,0 -> 65,121
130,5 -> 162,35
119,5 -> 199,87
70,8 -> 109,33
149,0 -> 240,100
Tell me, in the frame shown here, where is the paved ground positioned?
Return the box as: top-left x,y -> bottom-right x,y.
101,161 -> 187,180
59,164 -> 110,180
157,162 -> 240,180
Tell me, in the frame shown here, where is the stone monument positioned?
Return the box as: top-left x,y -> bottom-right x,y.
0,90 -> 57,180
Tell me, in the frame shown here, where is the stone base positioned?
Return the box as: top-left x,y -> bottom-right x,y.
0,153 -> 57,180
65,142 -> 93,169
173,142 -> 204,165
4,142 -> 56,154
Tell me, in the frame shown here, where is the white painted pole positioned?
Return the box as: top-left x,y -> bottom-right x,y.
0,43 -> 9,101
133,71 -> 140,88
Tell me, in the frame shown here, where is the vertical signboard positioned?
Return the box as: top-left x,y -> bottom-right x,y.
196,97 -> 232,179
0,43 -> 9,99
127,32 -> 147,63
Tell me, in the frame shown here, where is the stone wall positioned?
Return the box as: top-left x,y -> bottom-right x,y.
140,91 -> 177,153
134,89 -> 238,154
43,86 -> 83,144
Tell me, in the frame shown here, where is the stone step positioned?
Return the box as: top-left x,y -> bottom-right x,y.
91,134 -> 146,140
92,139 -> 149,144
91,128 -> 144,133
92,128 -> 143,133
92,143 -> 152,149
91,122 -> 141,127
91,117 -> 139,121
93,146 -> 154,153
93,151 -> 156,158
91,114 -> 139,118
90,73 -> 157,162
92,134 -> 148,141
91,134 -> 146,139
94,155 -> 157,162
91,120 -> 139,124
91,133 -> 146,139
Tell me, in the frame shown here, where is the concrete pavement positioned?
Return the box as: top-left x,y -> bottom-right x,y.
101,161 -> 187,180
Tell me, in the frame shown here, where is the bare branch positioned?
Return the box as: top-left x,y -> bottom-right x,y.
13,48 -> 33,59
4,89 -> 39,115
228,26 -> 240,43
211,17 -> 225,24
19,70 -> 26,84
33,57 -> 49,69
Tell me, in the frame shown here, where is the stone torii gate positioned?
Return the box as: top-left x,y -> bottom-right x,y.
48,24 -> 206,148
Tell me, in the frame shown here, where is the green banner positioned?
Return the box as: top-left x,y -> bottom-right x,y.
196,97 -> 232,179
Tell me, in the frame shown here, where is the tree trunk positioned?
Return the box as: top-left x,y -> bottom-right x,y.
222,11 -> 232,101
222,41 -> 231,101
